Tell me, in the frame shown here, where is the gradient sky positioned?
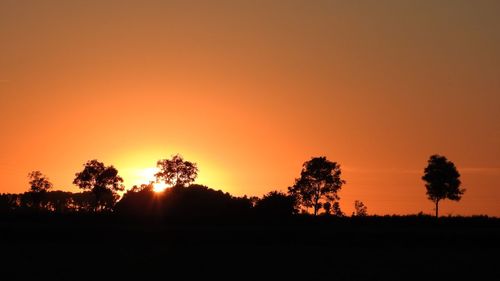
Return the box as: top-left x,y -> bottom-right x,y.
1,0 -> 499,216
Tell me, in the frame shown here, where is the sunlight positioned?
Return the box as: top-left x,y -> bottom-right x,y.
140,168 -> 168,192
137,167 -> 159,182
133,167 -> 169,192
115,150 -> 223,195
153,182 -> 168,193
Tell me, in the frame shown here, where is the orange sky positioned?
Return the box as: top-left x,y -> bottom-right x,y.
1,0 -> 499,216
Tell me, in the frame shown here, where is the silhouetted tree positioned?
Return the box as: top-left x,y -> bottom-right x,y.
160,184 -> 251,221
155,154 -> 198,187
422,155 -> 465,218
70,191 -> 96,212
0,194 -> 18,214
254,191 -> 297,217
115,183 -> 161,218
42,191 -> 73,212
116,183 -> 253,221
1,190 -> 112,213
288,156 -> 345,216
73,160 -> 124,211
323,202 -> 332,215
353,200 -> 367,217
27,171 -> 53,209
322,201 -> 344,216
249,196 -> 260,207
332,202 -> 344,217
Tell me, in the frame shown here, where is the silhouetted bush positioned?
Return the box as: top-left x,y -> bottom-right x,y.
115,184 -> 161,219
160,184 -> 252,222
116,184 -> 253,222
0,191 -> 98,214
254,191 -> 297,218
0,194 -> 16,214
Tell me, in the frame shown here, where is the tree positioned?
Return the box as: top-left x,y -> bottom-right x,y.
27,171 -> 53,209
353,200 -> 367,217
288,156 -> 346,216
158,184 -> 252,221
323,202 -> 332,215
73,160 -> 124,211
70,191 -> 96,212
155,154 -> 198,187
43,191 -> 73,212
422,155 -> 465,218
115,183 -> 160,218
323,201 -> 344,217
332,202 -> 344,217
0,194 -> 19,214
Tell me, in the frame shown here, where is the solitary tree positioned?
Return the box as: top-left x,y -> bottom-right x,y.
288,156 -> 346,216
422,155 -> 465,218
155,154 -> 198,187
73,160 -> 124,211
353,200 -> 368,217
27,171 -> 53,209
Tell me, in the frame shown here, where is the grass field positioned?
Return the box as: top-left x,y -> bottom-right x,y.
1,216 -> 498,280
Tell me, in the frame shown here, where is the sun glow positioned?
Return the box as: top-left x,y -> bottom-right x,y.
153,182 -> 168,193
127,167 -> 170,193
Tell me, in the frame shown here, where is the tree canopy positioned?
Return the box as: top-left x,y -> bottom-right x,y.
422,155 -> 465,218
353,200 -> 368,217
28,171 -> 53,193
73,160 -> 124,211
288,156 -> 346,216
27,171 -> 53,208
155,154 -> 198,187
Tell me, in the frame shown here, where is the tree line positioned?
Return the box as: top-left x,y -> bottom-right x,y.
0,154 -> 464,219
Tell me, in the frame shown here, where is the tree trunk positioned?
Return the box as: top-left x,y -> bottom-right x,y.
313,185 -> 321,216
435,200 -> 439,218
313,197 -> 319,216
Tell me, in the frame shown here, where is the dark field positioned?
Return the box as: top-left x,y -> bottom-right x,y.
1,216 -> 499,280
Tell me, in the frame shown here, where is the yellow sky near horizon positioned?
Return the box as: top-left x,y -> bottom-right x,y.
1,0 -> 499,216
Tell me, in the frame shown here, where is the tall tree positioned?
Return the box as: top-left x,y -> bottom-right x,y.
73,160 -> 124,211
422,155 -> 465,218
288,156 -> 346,216
155,154 -> 198,187
27,171 -> 53,209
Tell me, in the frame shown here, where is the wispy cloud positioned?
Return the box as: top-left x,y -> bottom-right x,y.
343,167 -> 421,174
343,167 -> 500,175
460,167 -> 500,175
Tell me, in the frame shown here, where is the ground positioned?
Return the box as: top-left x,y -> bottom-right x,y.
0,216 -> 498,280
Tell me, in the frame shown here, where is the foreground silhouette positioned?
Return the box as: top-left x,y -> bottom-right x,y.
116,184 -> 254,222
73,160 -> 125,211
0,154 -> 492,280
1,154 -> 470,219
0,212 -> 498,280
422,155 -> 465,218
289,156 -> 345,216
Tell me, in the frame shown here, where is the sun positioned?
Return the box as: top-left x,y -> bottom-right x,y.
130,167 -> 170,193
153,182 -> 168,193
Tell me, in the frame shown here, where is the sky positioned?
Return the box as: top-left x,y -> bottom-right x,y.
1,0 -> 499,216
